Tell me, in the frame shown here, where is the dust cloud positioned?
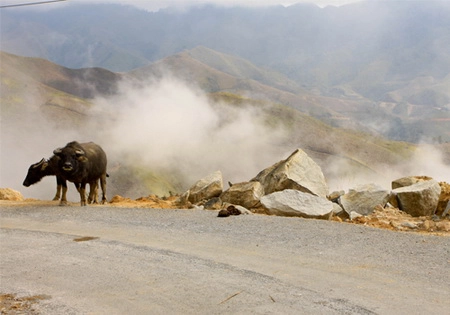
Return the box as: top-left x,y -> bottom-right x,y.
2,74 -> 449,200
93,76 -> 289,190
1,74 -> 288,199
325,143 -> 450,192
0,104 -> 83,200
398,144 -> 450,183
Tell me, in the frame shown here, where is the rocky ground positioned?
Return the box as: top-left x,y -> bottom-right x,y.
108,193 -> 450,236
1,181 -> 449,236
348,181 -> 450,235
0,293 -> 49,314
79,181 -> 450,235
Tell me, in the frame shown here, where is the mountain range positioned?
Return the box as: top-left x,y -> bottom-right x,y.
1,1 -> 450,143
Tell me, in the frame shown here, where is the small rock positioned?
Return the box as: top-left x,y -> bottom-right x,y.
227,205 -> 241,216
109,195 -> 132,203
204,197 -> 223,210
401,221 -> 418,229
217,205 -> 242,218
431,215 -> 440,222
327,190 -> 345,202
218,209 -> 230,217
0,188 -> 24,201
421,220 -> 436,230
349,211 -> 363,220
234,205 -> 252,215
436,221 -> 450,231
390,221 -> 404,230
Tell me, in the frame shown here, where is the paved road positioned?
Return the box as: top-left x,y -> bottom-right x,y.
1,203 -> 449,314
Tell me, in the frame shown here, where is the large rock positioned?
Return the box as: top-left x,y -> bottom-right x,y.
220,181 -> 264,209
443,201 -> 450,218
392,176 -> 433,189
339,184 -> 390,216
260,189 -> 337,219
252,148 -> 329,197
393,180 -> 441,217
186,171 -> 223,204
0,188 -> 24,201
435,181 -> 449,216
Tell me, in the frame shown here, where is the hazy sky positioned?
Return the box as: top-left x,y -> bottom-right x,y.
1,0 -> 363,11
92,0 -> 362,9
79,0 -> 362,10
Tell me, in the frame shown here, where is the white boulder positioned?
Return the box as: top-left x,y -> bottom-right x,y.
339,184 -> 390,216
260,189 -> 336,219
252,148 -> 329,197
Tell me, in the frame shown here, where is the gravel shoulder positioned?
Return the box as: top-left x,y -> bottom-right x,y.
1,203 -> 449,314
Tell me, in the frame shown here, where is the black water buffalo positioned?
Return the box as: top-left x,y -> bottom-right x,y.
23,156 -> 100,205
53,141 -> 107,206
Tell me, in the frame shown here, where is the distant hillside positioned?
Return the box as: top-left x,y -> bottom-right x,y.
2,51 -> 428,198
1,1 -> 449,143
130,47 -> 450,143
129,48 -> 339,116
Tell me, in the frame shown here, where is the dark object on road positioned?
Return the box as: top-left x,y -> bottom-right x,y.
218,205 -> 241,217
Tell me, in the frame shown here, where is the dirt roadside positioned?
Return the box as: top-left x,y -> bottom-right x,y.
1,181 -> 449,236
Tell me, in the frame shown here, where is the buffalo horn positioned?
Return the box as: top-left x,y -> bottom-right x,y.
32,158 -> 46,168
75,149 -> 85,156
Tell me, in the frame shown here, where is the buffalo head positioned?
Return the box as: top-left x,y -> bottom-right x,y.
23,158 -> 49,187
53,144 -> 88,173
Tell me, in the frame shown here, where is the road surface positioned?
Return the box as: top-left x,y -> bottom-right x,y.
1,203 -> 449,314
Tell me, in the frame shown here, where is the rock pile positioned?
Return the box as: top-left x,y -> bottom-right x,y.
390,177 -> 441,217
0,188 -> 24,201
179,148 -> 450,227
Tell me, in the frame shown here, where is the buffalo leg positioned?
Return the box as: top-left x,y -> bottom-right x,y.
53,183 -> 61,201
100,173 -> 107,204
54,176 -> 64,201
88,180 -> 99,204
74,182 -> 91,202
58,177 -> 68,206
79,182 -> 87,206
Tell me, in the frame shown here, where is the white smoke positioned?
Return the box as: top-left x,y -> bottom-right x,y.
326,143 -> 450,192
94,75 -> 288,190
0,102 -> 83,200
3,73 -> 449,201
396,144 -> 450,183
1,73 -> 289,200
